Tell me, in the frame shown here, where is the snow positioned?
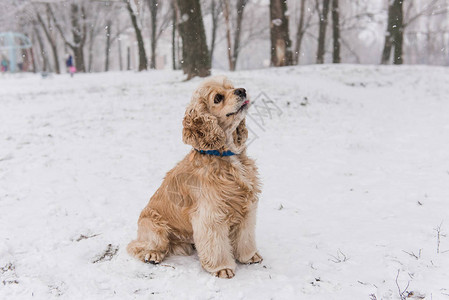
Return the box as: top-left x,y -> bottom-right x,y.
1,65 -> 449,299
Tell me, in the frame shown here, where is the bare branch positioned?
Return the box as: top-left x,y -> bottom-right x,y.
404,0 -> 441,27
395,270 -> 410,300
329,249 -> 349,263
434,221 -> 444,254
402,249 -> 421,260
47,3 -> 75,49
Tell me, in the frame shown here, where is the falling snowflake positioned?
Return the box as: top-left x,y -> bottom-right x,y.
272,19 -> 282,26
181,14 -> 189,23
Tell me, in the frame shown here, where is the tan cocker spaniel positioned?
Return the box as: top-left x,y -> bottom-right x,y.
127,76 -> 262,278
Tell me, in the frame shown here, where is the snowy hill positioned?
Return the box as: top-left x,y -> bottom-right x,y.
1,65 -> 449,299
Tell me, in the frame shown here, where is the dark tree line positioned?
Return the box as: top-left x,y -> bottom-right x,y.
5,0 -> 448,79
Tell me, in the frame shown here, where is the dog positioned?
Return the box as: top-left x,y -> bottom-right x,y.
127,76 -> 262,279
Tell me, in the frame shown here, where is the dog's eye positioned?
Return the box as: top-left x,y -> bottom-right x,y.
214,94 -> 224,104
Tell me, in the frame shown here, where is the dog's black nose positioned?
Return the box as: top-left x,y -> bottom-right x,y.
234,88 -> 246,98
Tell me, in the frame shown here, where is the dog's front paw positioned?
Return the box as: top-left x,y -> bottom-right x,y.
246,252 -> 263,264
143,251 -> 165,264
213,268 -> 235,279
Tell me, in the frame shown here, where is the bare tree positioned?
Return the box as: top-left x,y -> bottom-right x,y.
293,0 -> 318,65
49,2 -> 88,72
85,6 -> 105,73
381,0 -> 448,65
124,0 -> 148,71
403,0 -> 449,28
316,0 -> 331,64
222,0 -> 249,70
34,5 -> 60,73
233,0 -> 249,70
270,0 -> 293,66
147,0 -> 158,69
293,0 -> 306,64
32,22 -> 50,72
104,19 -> 112,72
176,0 -> 211,79
101,2 -> 130,72
3,0 -> 449,72
331,0 -> 340,63
171,0 -> 178,70
146,0 -> 172,69
117,24 -> 124,71
208,0 -> 222,63
29,42 -> 37,73
381,0 -> 403,64
223,0 -> 233,70
127,46 -> 131,70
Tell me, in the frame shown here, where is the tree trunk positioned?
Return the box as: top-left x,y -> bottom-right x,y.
125,0 -> 148,71
231,0 -> 248,71
177,34 -> 182,69
48,3 -> 87,72
87,26 -> 94,72
176,0 -> 211,79
392,0 -> 404,65
30,47 -> 37,73
33,26 -> 49,72
118,35 -> 123,71
116,20 -> 123,71
316,0 -> 330,64
381,0 -> 403,65
73,47 -> 85,73
36,9 -> 60,74
222,0 -> 233,70
270,0 -> 293,67
21,49 -> 29,72
209,0 -> 220,63
127,46 -> 131,70
105,19 -> 111,71
147,0 -> 158,69
331,0 -> 340,63
172,0 -> 177,70
293,0 -> 306,65
70,3 -> 86,72
381,1 -> 394,64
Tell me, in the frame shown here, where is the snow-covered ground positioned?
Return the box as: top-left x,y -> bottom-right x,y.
1,65 -> 449,299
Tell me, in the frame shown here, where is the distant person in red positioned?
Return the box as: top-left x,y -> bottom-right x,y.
66,55 -> 76,77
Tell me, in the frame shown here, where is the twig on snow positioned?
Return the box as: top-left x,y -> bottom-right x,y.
92,244 -> 119,263
329,249 -> 349,263
159,264 -> 175,269
75,233 -> 101,242
395,269 -> 410,300
434,221 -> 445,254
402,249 -> 421,260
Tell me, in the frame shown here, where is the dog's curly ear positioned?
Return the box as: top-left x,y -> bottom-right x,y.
233,119 -> 248,148
182,104 -> 226,150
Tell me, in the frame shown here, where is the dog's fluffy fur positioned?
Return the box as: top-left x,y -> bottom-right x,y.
127,76 -> 262,278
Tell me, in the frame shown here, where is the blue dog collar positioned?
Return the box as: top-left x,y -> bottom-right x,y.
195,149 -> 236,156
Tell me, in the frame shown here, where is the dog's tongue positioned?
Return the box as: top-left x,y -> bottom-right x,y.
243,100 -> 250,105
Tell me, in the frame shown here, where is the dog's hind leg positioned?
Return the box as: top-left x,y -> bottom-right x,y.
127,210 -> 170,264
